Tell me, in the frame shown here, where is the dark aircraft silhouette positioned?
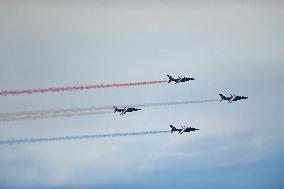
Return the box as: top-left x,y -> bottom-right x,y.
167,75 -> 195,84
170,125 -> 199,134
219,94 -> 248,103
113,106 -> 141,115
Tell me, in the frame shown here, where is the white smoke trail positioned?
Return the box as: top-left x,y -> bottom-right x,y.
0,130 -> 170,145
0,106 -> 113,118
0,99 -> 218,122
0,111 -> 113,122
135,99 -> 218,108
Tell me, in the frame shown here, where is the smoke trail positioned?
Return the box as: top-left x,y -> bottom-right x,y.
0,130 -> 170,145
135,99 -> 218,108
0,80 -> 168,96
0,99 -> 216,118
0,99 -> 218,122
0,111 -> 113,122
0,106 -> 113,118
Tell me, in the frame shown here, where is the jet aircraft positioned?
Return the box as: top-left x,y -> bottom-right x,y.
219,94 -> 248,103
113,106 -> 141,115
170,125 -> 199,134
167,75 -> 195,84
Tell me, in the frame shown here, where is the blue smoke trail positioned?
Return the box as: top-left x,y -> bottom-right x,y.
0,130 -> 170,145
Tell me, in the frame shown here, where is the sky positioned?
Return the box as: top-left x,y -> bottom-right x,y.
0,0 -> 284,188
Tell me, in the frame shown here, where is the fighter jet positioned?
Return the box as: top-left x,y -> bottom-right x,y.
170,125 -> 199,134
167,75 -> 195,84
219,94 -> 248,103
113,106 -> 141,115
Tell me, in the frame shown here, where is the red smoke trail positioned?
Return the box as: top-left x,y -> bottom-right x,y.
0,80 -> 168,96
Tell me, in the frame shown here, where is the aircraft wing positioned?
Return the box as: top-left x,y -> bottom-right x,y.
177,77 -> 183,83
229,94 -> 236,103
179,128 -> 187,134
120,107 -> 129,115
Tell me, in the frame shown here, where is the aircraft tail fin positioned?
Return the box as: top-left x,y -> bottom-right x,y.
113,106 -> 118,113
170,125 -> 177,133
219,94 -> 226,102
167,75 -> 174,83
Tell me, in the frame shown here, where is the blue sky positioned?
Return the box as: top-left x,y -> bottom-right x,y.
0,1 -> 284,188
